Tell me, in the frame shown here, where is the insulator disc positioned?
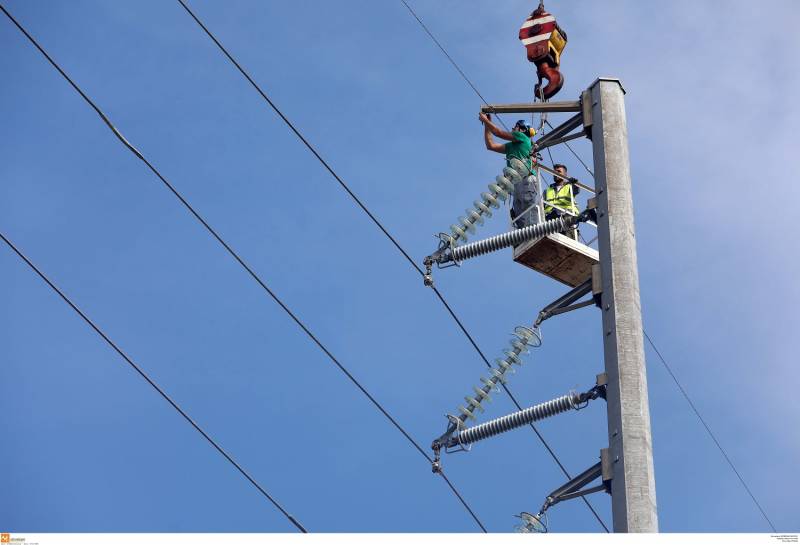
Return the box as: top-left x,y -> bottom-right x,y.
459,216 -> 477,234
473,386 -> 491,402
466,209 -> 484,226
481,192 -> 500,209
473,200 -> 492,217
464,396 -> 484,413
496,175 -> 515,191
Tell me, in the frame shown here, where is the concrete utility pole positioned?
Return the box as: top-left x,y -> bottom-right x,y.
590,78 -> 659,532
428,78 -> 658,533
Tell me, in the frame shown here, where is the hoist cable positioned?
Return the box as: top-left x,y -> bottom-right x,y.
398,1 -> 609,532
643,330 -> 777,532
0,231 -> 308,533
0,4 -> 486,532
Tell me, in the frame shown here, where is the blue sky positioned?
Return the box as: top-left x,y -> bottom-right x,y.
2,0 -> 798,533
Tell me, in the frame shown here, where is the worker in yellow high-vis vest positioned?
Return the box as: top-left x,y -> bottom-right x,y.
544,163 -> 580,238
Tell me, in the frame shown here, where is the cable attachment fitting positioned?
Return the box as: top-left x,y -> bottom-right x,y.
422,233 -> 456,287
431,414 -> 465,473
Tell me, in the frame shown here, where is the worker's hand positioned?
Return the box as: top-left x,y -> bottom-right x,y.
479,112 -> 491,124
568,177 -> 579,184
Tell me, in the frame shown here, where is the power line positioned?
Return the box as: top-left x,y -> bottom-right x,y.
170,0 -> 600,531
0,4 -> 485,532
398,0 -> 778,533
0,230 -> 307,533
642,330 -> 777,532
396,0 -> 609,532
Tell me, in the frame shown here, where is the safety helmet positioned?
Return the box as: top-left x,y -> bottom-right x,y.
515,119 -> 536,137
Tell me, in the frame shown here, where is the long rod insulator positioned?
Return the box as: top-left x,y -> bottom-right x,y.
448,391 -> 579,448
449,215 -> 572,264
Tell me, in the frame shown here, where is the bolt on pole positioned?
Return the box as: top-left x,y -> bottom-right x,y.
590,78 -> 659,532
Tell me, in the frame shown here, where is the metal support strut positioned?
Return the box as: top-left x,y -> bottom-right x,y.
518,448 -> 613,533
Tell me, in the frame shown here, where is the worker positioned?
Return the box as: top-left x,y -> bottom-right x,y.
544,163 -> 580,238
479,112 -> 539,228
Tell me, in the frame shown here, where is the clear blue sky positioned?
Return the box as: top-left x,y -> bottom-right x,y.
2,0 -> 798,533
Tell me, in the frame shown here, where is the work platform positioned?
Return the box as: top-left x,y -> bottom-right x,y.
513,232 -> 598,287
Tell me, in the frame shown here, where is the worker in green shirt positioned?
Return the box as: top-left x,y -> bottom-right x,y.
479,112 -> 539,228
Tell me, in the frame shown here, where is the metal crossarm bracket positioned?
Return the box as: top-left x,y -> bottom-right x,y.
480,101 -> 582,114
537,448 -> 612,515
534,113 -> 583,152
535,278 -> 594,327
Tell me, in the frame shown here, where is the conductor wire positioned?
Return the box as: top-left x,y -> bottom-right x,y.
0,3 -> 486,532
0,230 -> 308,533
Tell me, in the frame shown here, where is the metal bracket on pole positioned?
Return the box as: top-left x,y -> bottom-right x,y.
519,448 -> 612,532
534,113 -> 583,151
581,89 -> 594,137
592,262 -> 603,305
534,278 -> 594,327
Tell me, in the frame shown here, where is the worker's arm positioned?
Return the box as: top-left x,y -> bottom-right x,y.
479,113 -> 514,141
483,121 -> 507,154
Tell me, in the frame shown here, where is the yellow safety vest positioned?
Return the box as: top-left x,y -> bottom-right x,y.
544,183 -> 577,215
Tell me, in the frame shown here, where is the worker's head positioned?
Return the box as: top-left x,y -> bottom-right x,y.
553,163 -> 568,184
514,120 -> 536,138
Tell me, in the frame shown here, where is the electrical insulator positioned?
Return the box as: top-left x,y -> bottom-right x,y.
444,159 -> 529,246
455,326 -> 541,423
515,512 -> 547,533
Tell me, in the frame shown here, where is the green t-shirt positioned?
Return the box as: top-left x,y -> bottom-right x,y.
505,131 -> 532,170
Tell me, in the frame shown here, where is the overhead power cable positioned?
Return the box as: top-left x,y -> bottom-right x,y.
397,0 -> 609,531
642,330 -> 776,532
0,231 -> 307,533
173,0 -> 604,531
0,4 -> 485,532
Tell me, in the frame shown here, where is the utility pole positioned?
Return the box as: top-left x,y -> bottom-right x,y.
425,78 -> 658,533
590,78 -> 659,532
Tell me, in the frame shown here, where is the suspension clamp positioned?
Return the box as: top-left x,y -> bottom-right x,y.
423,234 -> 457,287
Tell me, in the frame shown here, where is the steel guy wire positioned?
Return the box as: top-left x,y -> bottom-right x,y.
642,329 -> 777,532
397,0 -> 609,532
543,98 -> 776,532
401,0 -> 778,532
0,230 -> 308,534
537,87 -> 776,529
0,4 -> 486,532
544,111 -> 775,530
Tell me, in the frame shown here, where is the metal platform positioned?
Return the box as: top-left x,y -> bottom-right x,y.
513,232 -> 599,287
